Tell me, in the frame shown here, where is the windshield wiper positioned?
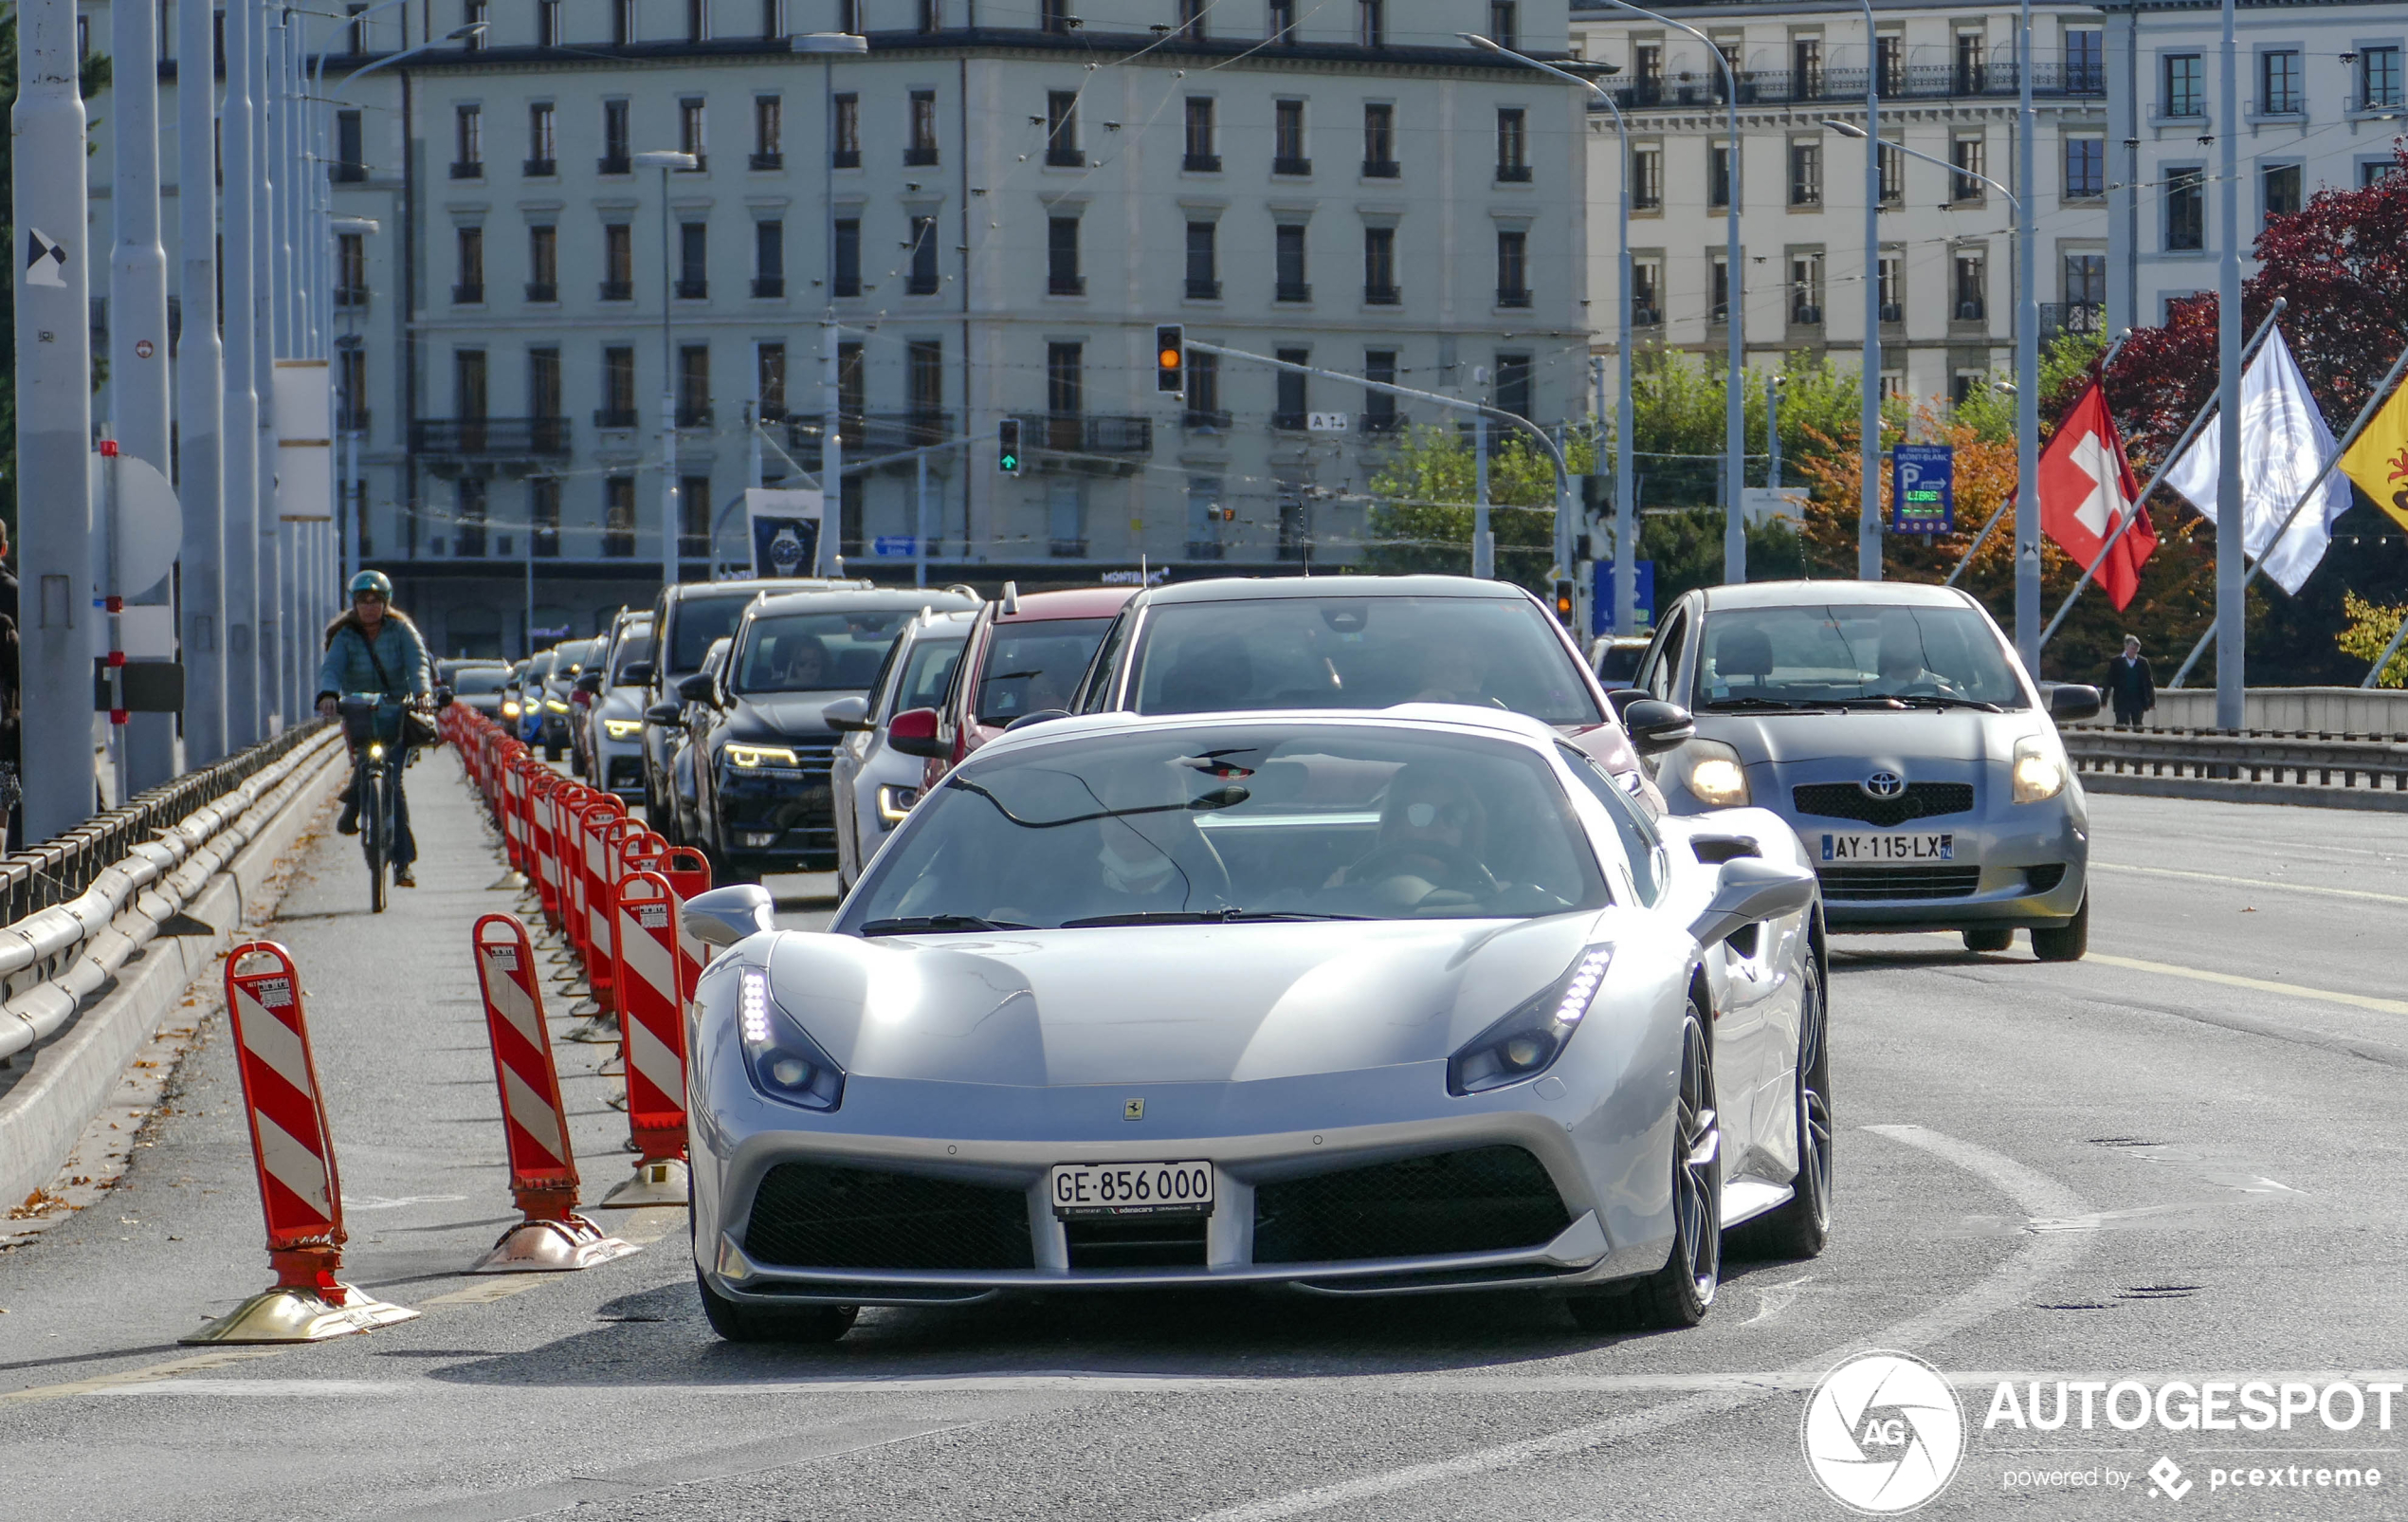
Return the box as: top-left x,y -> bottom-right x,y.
859,914 -> 1034,936
1700,696 -> 1820,711
1058,908 -> 1372,928
1831,694 -> 2004,713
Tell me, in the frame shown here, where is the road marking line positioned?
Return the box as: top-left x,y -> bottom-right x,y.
2090,860 -> 2408,906
2088,953 -> 2408,1019
0,1347 -> 289,1404
422,1278 -> 554,1306
1182,1124 -> 2090,1522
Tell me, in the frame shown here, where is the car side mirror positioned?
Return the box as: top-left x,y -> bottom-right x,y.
1003,708 -> 1068,732
623,661 -> 654,687
1607,687 -> 1651,720
2049,684 -> 2103,723
1688,856 -> 1817,950
1619,698 -> 1697,757
683,884 -> 776,949
645,702 -> 684,725
887,706 -> 947,759
575,671 -> 604,695
823,694 -> 873,732
677,671 -> 718,705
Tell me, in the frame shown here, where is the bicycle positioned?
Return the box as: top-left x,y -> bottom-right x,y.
337,694 -> 415,912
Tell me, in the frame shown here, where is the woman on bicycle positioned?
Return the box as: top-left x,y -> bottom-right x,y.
315,571 -> 432,887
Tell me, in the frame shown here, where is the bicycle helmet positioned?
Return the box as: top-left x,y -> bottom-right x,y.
349,570 -> 394,601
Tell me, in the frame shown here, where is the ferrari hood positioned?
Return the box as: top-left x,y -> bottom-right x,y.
762,917 -> 1601,1087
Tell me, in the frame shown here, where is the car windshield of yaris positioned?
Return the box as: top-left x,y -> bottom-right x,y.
1693,604 -> 2029,711
734,611 -> 915,695
839,724 -> 1611,933
1128,596 -> 1603,726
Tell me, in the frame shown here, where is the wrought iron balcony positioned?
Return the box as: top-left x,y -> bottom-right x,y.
675,277 -> 709,300
522,156 -> 556,177
904,145 -> 939,166
1362,158 -> 1400,178
451,282 -> 485,304
1364,283 -> 1401,306
1497,286 -> 1532,309
599,279 -> 633,302
1276,281 -> 1311,303
1496,163 -> 1532,183
1009,412 -> 1152,457
593,407 -> 640,431
1607,60 -> 2107,110
1183,408 -> 1233,431
597,154 -> 632,174
524,281 -> 557,303
1049,273 -> 1086,296
832,148 -> 862,169
750,151 -> 784,170
449,159 -> 483,180
753,276 -> 786,298
2041,301 -> 2106,339
1187,277 -> 1221,300
1272,155 -> 1313,176
410,417 -> 572,457
1183,152 -> 1222,173
334,284 -> 369,309
1046,147 -> 1085,168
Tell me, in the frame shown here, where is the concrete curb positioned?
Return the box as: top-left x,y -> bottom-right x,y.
2079,772 -> 2408,813
0,745 -> 348,1215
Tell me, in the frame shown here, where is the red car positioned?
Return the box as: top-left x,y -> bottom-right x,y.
888,585 -> 1136,787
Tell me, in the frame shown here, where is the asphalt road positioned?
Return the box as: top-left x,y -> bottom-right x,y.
2,758 -> 2403,1521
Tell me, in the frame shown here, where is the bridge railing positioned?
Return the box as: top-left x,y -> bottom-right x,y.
2065,724 -> 2408,796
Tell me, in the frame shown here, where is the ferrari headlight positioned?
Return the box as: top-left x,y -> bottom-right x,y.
1682,742 -> 1751,808
603,718 -> 644,740
738,966 -> 845,1110
876,783 -> 921,825
1448,946 -> 1613,1096
2012,733 -> 2067,803
725,743 -> 802,769
501,699 -> 521,719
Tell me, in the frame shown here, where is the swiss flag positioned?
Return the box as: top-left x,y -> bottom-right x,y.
2039,380 -> 2158,611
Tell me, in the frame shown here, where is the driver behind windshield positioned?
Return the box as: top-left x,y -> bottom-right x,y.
776,635 -> 830,690
1326,765 -> 1495,909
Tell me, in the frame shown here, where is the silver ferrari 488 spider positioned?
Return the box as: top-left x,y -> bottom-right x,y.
683,706 -> 1832,1342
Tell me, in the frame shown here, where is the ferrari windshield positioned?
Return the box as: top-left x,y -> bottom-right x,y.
1693,603 -> 2029,710
841,723 -> 1609,931
734,610 -> 916,694
1126,596 -> 1603,726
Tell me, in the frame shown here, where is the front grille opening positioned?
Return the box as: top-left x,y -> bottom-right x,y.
1253,1145 -> 1570,1265
744,1163 -> 1034,1271
1064,1214 -> 1210,1270
1817,865 -> 1982,901
1792,781 -> 1975,828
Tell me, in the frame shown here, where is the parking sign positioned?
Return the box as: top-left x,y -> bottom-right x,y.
1889,445 -> 1955,534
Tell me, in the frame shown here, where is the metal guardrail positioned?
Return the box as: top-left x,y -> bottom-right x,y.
2065,725 -> 2408,794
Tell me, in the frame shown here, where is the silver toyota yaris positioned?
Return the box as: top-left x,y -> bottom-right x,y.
1631,581 -> 2099,960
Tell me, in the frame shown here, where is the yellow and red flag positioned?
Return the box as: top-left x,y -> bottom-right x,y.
2337,378 -> 2408,535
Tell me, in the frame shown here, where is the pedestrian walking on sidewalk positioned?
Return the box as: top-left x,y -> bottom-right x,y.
2105,635 -> 2155,728
316,571 -> 432,886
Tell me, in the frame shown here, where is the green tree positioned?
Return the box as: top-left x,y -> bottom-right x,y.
2337,591 -> 2408,687
1360,424 -> 1596,593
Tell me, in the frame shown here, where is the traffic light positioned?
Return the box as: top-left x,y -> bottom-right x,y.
998,417 -> 1022,476
1156,325 -> 1185,394
1552,578 -> 1577,628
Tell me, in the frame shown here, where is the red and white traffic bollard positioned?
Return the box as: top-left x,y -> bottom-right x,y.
466,915 -> 641,1272
599,871 -> 692,1207
661,846 -> 715,1002
183,944 -> 419,1344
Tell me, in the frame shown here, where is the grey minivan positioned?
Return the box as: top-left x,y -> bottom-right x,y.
1631,581 -> 2099,960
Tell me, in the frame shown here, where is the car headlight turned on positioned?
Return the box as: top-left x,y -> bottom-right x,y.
739,966 -> 845,1109
2012,733 -> 2068,803
724,743 -> 802,769
1449,947 -> 1612,1095
1682,741 -> 1751,808
501,700 -> 520,719
603,718 -> 644,740
875,783 -> 921,825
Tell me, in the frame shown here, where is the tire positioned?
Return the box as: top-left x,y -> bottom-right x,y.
1962,927 -> 2015,953
545,742 -> 565,762
1571,1001 -> 1720,1332
1731,952 -> 1832,1261
363,767 -> 389,915
695,1269 -> 856,1344
2031,893 -> 2089,963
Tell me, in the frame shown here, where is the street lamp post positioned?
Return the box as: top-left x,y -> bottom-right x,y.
178,0 -> 228,764
1460,34 -> 1635,633
2214,0 -> 2244,727
1853,0 -> 1882,581
794,33 -> 867,576
633,150 -> 700,592
1588,2 -> 1745,583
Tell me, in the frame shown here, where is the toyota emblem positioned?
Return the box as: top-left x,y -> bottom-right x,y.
1862,770 -> 1906,798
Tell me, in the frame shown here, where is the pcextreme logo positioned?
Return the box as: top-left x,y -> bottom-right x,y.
1801,1351 -> 1967,1514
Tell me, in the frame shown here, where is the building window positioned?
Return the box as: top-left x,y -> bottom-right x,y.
1710,252 -> 1729,323
1632,258 -> 1662,324
1273,99 -> 1309,174
337,343 -> 369,430
757,343 -> 788,419
753,96 -> 783,169
833,93 -> 861,167
2362,159 -> 2399,188
687,0 -> 710,42
1950,134 -> 1986,201
2165,167 -> 2204,249
838,342 -> 865,423
1708,141 -> 1731,210
1185,98 -> 1219,172
529,346 -> 562,424
908,339 -> 943,420
1186,221 -> 1219,300
2066,28 -> 2103,92
1953,251 -> 1987,320
917,0 -> 939,32
601,99 -> 630,173
677,221 -> 708,299
1039,0 -> 1071,34
2260,49 -> 2302,115
1048,215 -> 1083,295
527,225 -> 558,303
1879,139 -> 1903,204
1363,349 -> 1397,431
1633,42 -> 1663,104
1487,0 -> 1516,51
452,226 -> 484,303
2064,135 -> 2104,199
679,476 -> 711,557
1631,143 -> 1662,210
463,0 -> 488,50
334,109 -> 366,181
454,347 -> 488,421
1877,251 -> 1902,321
1789,251 -> 1823,324
601,224 -> 633,301
1362,102 -> 1396,175
2362,46 -> 2403,109
455,478 -> 487,558
1788,138 -> 1821,206
678,98 -> 707,169
1178,0 -> 1208,38
345,3 -> 370,54
2263,162 -> 2303,218
1495,228 -> 1530,307
1268,0 -> 1294,41
1875,34 -> 1903,96
1187,351 -> 1222,426
1275,223 -> 1309,303
754,219 -> 784,298
2063,250 -> 2106,312
1047,341 -> 1084,415
1275,348 -> 1308,430
611,0 -> 635,43
336,232 -> 368,306
2163,54 -> 2203,117
1048,484 -> 1087,559
1363,226 -> 1398,304
1496,108 -> 1529,182
907,90 -> 939,165
530,478 -> 560,558
603,477 -> 637,557
1357,0 -> 1381,46
1494,353 -> 1531,419
833,218 -> 861,296
452,104 -> 483,177
536,0 -> 562,46
1793,36 -> 1822,96
678,345 -> 711,428
525,102 -> 556,175
1953,29 -> 1985,94
907,215 -> 939,295
601,346 -> 637,428
1046,91 -> 1082,166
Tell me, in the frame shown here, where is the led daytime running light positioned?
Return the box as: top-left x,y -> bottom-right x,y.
739,967 -> 771,1045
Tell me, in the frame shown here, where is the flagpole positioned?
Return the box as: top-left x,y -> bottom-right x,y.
2166,335 -> 2408,689
2034,303 -> 2288,651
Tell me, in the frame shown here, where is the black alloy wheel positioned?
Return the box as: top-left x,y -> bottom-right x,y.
1569,999 -> 1721,1332
2031,893 -> 2089,963
1962,927 -> 2015,953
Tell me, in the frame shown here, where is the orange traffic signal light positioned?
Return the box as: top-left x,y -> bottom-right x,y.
1156,325 -> 1185,394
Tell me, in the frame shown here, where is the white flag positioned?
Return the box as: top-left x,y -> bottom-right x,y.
2165,328 -> 2350,595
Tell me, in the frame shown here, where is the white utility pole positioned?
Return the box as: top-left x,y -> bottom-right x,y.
252,1 -> 283,732
2213,0 -> 2245,727
223,0 -> 263,745
635,151 -> 697,590
112,0 -> 176,789
178,0 -> 229,764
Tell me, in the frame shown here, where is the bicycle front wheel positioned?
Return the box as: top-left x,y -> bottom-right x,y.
364,765 -> 390,913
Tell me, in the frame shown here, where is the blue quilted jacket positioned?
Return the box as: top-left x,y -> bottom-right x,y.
316,612 -> 431,702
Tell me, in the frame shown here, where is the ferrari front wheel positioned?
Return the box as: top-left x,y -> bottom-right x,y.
1734,952 -> 1832,1261
1569,1001 -> 1721,1333
695,1270 -> 857,1345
